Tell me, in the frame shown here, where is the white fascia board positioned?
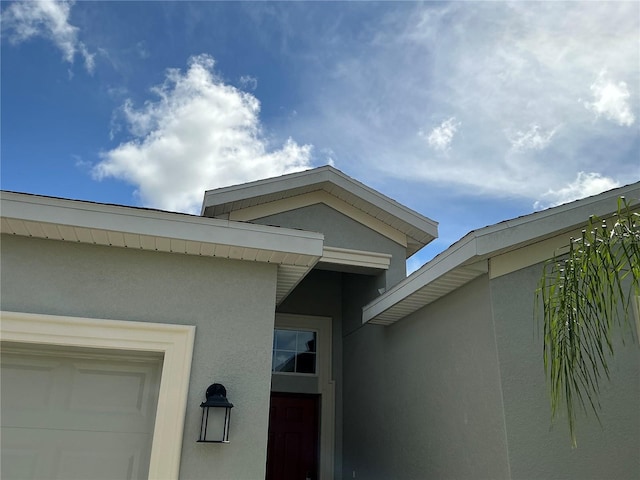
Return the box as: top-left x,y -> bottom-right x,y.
362,181 -> 640,324
471,182 -> 640,257
320,246 -> 392,270
322,168 -> 439,237
201,167 -> 330,208
202,166 -> 439,239
1,192 -> 324,258
362,233 -> 481,322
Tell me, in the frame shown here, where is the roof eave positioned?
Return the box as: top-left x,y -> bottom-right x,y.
363,182 -> 640,325
1,191 -> 325,305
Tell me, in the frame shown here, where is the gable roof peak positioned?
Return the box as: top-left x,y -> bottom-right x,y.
201,166 -> 438,257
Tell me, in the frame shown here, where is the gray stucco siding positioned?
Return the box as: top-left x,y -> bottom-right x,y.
491,262 -> 640,480
277,269 -> 345,479
253,203 -> 407,288
343,275 -> 510,480
342,323 -> 388,479
1,234 -> 279,480
276,269 -> 387,480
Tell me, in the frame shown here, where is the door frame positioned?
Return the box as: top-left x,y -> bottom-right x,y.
274,314 -> 335,480
1,311 -> 195,480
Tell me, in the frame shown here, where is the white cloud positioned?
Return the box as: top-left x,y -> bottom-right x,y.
2,0 -> 94,73
283,2 -> 638,202
93,54 -> 313,213
239,75 -> 258,91
421,118 -> 460,151
534,172 -> 621,209
319,148 -> 336,167
509,124 -> 560,151
584,71 -> 635,126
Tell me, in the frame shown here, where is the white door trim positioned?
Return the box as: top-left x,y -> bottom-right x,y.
0,311 -> 195,480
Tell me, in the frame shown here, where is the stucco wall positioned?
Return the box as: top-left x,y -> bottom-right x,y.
343,275 -> 510,480
277,269 -> 345,479
1,234 -> 278,480
253,203 -> 407,288
276,269 -> 387,480
491,262 -> 640,480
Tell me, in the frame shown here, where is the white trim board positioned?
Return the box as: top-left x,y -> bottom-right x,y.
202,166 -> 438,236
364,182 -> 640,325
2,191 -> 325,306
0,311 -> 196,480
201,166 -> 438,257
0,191 -> 323,264
229,191 -> 408,248
320,246 -> 391,270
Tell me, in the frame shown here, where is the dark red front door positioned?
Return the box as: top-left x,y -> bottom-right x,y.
266,393 -> 319,480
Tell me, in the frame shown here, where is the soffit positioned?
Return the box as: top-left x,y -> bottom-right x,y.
1,192 -> 324,305
201,166 -> 438,258
364,238 -> 489,326
363,181 -> 640,325
367,264 -> 488,325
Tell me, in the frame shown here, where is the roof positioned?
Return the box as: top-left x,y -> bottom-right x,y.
0,191 -> 324,305
201,166 -> 439,258
363,181 -> 640,325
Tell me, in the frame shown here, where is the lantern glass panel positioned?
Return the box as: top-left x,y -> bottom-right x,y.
199,405 -> 231,443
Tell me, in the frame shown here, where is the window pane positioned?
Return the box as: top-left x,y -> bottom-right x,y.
272,329 -> 317,375
296,352 -> 316,374
273,351 -> 295,372
297,331 -> 316,353
274,330 -> 297,350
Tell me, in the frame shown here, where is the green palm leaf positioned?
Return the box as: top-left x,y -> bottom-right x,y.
536,197 -> 639,446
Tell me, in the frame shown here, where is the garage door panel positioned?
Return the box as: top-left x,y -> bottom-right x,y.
54,431 -> 150,480
56,450 -> 136,480
3,428 -> 151,480
0,361 -> 58,410
1,344 -> 161,480
69,361 -> 159,417
1,447 -> 38,480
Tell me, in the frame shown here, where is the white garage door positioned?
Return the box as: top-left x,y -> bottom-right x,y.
1,343 -> 163,480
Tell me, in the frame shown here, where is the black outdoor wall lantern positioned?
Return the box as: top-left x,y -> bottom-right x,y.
197,383 -> 234,443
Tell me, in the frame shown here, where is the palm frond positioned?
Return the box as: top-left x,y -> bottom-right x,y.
535,197 -> 639,447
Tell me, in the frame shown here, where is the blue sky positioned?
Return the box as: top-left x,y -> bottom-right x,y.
2,1 -> 639,270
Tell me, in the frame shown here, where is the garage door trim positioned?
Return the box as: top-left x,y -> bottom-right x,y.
1,311 -> 196,480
